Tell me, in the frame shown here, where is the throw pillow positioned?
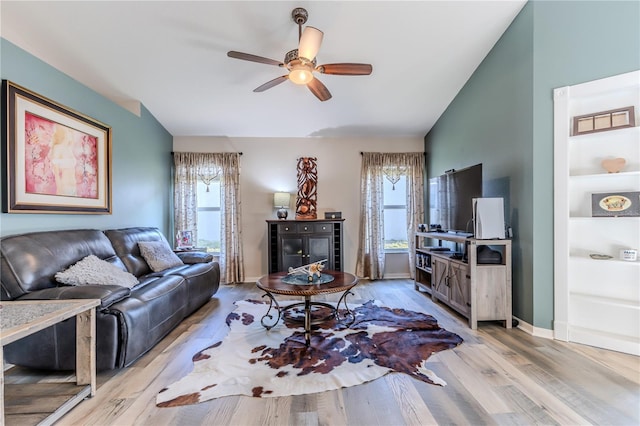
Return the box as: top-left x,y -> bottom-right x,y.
55,255 -> 139,288
138,241 -> 184,272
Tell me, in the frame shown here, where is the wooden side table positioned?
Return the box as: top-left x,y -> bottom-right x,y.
1,299 -> 100,425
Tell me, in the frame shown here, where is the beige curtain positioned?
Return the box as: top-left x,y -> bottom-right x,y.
173,152 -> 245,284
356,153 -> 385,279
219,153 -> 244,284
402,153 -> 425,279
356,152 -> 425,280
173,152 -> 202,243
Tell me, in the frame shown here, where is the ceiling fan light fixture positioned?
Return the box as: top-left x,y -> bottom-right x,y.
289,64 -> 314,85
298,26 -> 323,61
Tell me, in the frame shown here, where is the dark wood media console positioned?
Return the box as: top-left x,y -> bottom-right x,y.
267,219 -> 344,273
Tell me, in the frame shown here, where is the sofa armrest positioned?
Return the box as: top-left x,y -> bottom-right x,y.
175,251 -> 214,264
16,285 -> 131,309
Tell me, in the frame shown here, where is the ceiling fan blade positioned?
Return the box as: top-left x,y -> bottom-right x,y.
298,26 -> 323,61
307,77 -> 332,102
253,75 -> 289,92
227,51 -> 283,67
317,63 -> 373,75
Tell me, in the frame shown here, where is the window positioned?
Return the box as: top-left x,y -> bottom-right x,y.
383,175 -> 408,251
196,179 -> 221,253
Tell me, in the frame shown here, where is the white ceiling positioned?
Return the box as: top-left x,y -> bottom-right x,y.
1,1 -> 526,138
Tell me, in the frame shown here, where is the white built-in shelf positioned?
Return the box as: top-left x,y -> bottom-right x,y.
554,69 -> 640,356
570,170 -> 640,179
569,254 -> 640,266
569,124 -> 639,140
569,292 -> 640,309
569,215 -> 640,221
569,216 -> 640,221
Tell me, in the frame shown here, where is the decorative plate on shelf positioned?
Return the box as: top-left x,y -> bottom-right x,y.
591,191 -> 640,217
589,254 -> 613,260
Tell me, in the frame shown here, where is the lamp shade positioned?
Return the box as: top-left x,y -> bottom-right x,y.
273,192 -> 291,208
298,26 -> 323,61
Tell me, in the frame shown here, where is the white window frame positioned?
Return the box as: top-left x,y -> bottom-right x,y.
196,179 -> 221,253
383,175 -> 409,253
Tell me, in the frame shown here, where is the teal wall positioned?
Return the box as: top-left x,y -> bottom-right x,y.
425,1 -> 640,329
0,39 -> 174,237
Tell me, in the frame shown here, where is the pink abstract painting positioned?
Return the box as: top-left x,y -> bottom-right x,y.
24,112 -> 99,199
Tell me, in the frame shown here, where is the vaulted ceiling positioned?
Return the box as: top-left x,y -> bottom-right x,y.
1,1 -> 527,138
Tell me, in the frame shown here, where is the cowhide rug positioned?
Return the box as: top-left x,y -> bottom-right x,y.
157,299 -> 462,407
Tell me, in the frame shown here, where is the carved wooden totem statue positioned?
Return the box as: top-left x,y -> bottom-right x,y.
296,157 -> 317,219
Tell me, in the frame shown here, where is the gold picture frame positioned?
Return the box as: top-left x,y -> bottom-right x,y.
2,81 -> 112,214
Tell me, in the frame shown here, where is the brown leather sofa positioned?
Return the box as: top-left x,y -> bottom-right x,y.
1,227 -> 220,371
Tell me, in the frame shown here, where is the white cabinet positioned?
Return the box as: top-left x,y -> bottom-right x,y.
414,232 -> 512,329
553,70 -> 640,356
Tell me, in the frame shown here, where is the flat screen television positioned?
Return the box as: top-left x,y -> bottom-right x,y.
429,163 -> 483,234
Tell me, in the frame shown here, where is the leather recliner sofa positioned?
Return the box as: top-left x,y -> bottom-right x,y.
0,227 -> 220,371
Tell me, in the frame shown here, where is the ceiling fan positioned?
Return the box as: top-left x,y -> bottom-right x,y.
227,7 -> 372,102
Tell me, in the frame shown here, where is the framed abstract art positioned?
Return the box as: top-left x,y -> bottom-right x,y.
2,80 -> 112,214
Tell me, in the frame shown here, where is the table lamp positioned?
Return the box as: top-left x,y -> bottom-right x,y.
273,192 -> 291,219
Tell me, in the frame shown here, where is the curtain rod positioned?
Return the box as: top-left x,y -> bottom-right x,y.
171,152 -> 243,155
359,152 -> 426,155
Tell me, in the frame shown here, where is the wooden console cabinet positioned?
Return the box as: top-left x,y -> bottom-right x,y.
414,232 -> 512,329
267,219 -> 344,273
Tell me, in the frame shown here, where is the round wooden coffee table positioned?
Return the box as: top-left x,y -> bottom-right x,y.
256,270 -> 358,346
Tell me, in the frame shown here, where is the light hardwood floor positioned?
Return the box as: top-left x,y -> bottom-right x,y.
5,279 -> 640,425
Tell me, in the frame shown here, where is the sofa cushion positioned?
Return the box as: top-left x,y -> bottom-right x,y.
104,227 -> 172,277
1,229 -> 121,298
109,274 -> 188,366
138,241 -> 184,272
55,255 -> 139,288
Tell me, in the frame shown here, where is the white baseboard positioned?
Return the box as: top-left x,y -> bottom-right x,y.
382,273 -> 411,279
513,316 -> 554,339
553,320 -> 569,341
567,326 -> 640,356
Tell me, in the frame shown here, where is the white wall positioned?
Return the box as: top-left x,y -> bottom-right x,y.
173,136 -> 424,282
